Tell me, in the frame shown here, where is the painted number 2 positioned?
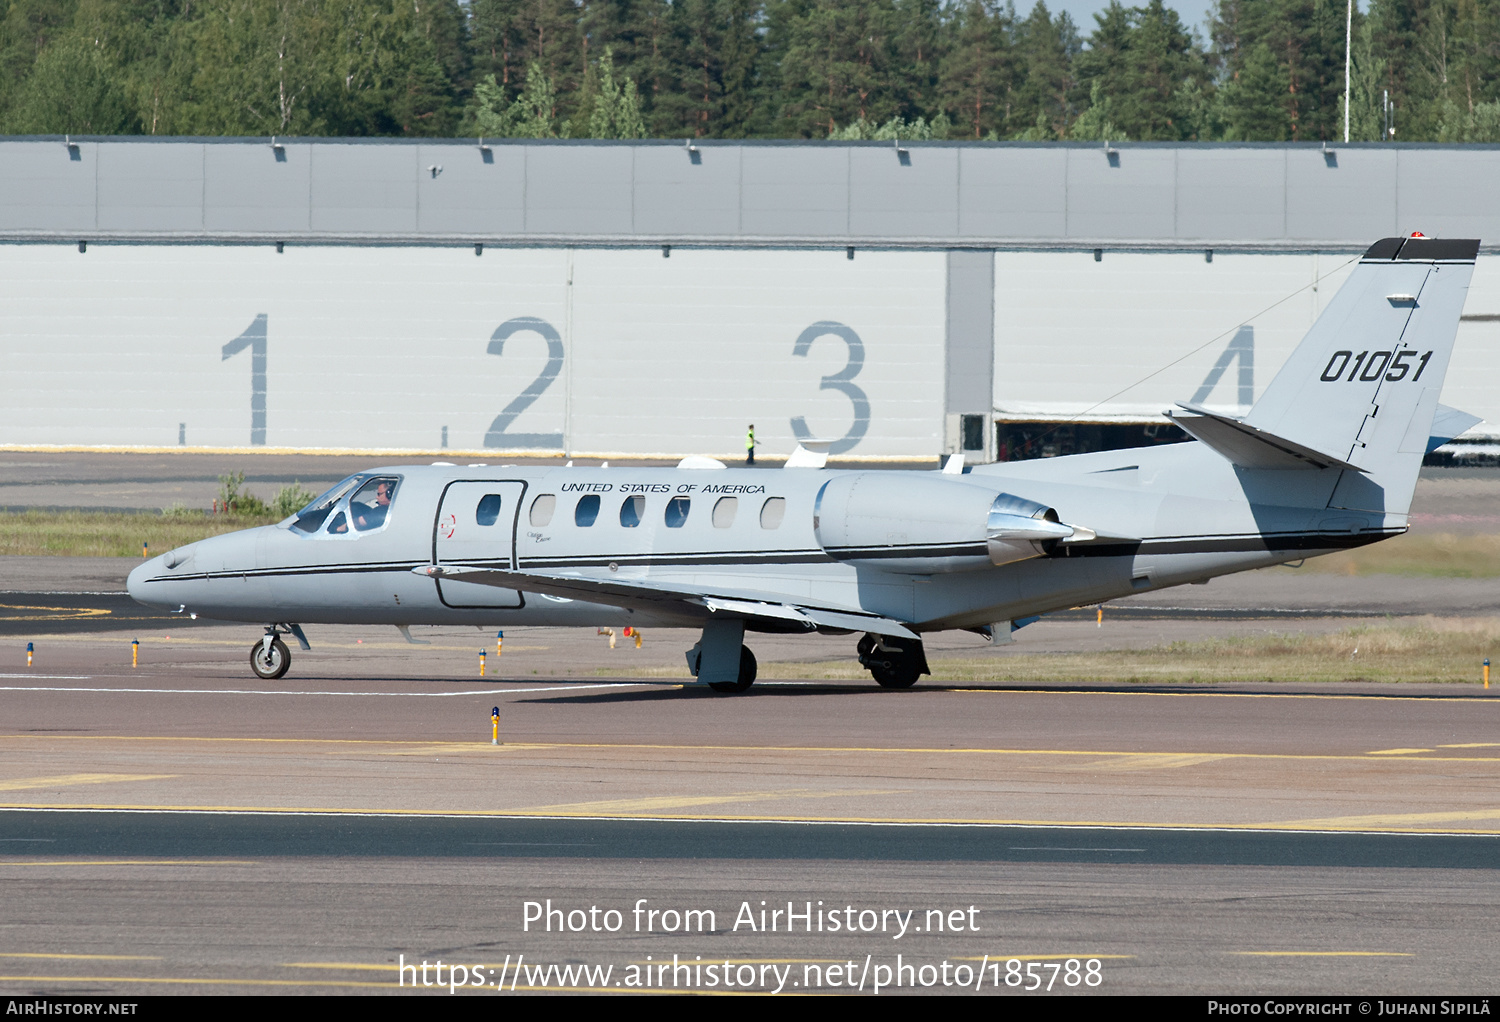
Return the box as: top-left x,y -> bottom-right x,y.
484,316 -> 565,449
790,321 -> 871,455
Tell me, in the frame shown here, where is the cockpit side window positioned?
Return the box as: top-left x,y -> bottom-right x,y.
291,476 -> 362,534
350,476 -> 400,532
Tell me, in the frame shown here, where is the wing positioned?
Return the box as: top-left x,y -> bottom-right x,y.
413,564 -> 919,640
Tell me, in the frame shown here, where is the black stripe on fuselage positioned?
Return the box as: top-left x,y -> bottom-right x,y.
1054,529 -> 1400,559
823,543 -> 989,560
520,549 -> 834,569
140,560 -> 428,584
135,530 -> 1399,586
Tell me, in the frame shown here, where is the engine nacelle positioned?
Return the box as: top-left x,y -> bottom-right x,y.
813,474 -> 1075,573
985,491 -> 1076,567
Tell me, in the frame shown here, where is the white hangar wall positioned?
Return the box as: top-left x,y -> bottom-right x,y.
0,241 -> 1495,457
992,251 -> 1500,433
0,244 -> 946,458
4,136 -> 1500,458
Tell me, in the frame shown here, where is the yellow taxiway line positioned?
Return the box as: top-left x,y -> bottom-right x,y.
5,733 -> 1500,764
2,800 -> 1499,835
1231,952 -> 1413,957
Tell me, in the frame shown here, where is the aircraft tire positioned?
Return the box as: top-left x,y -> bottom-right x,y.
870,664 -> 921,689
250,637 -> 291,680
858,633 -> 925,689
708,645 -> 757,694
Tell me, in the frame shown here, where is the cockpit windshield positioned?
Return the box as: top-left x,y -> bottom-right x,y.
289,474 -> 402,536
290,476 -> 362,534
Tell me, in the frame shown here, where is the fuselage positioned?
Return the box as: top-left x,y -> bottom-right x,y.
126,447 -> 1401,635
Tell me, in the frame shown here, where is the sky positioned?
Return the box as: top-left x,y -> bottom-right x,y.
1053,0 -> 1215,36
1049,0 -> 1365,42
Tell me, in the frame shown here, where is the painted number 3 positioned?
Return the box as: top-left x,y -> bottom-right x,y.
791,321 -> 871,455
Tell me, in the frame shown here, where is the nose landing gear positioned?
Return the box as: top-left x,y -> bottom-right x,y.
858,632 -> 929,689
248,624 -> 308,680
250,633 -> 291,679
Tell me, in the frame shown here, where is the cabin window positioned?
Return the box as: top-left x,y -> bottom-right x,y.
712,496 -> 737,528
475,494 -> 503,527
620,495 -> 645,527
529,494 -> 556,526
760,497 -> 786,529
665,496 -> 691,528
574,494 -> 600,527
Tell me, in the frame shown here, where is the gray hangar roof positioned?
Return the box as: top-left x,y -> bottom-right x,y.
0,136 -> 1495,250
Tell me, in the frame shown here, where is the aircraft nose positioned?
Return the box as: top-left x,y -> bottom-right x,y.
127,556 -> 171,609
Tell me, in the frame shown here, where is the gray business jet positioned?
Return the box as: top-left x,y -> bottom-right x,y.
128,236 -> 1483,692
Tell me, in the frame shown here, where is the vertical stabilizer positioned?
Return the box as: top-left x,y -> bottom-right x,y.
1242,236 -> 1477,514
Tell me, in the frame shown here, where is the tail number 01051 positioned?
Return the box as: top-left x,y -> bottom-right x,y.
1321,349 -> 1432,383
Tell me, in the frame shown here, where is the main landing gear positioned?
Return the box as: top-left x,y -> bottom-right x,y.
858,632 -> 929,689
687,618 -> 758,694
248,624 -> 309,680
708,647 -> 758,694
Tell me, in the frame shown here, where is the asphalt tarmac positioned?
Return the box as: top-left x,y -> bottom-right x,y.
4,627 -> 1500,995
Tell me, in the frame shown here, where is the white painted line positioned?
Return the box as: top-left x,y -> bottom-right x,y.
0,674 -> 94,680
0,682 -> 666,698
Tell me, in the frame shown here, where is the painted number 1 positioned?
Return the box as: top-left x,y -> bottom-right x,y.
222,313 -> 267,446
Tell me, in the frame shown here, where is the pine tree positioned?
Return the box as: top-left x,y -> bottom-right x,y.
936,0 -> 1011,140
1219,40 -> 1293,138
1008,2 -> 1082,139
587,47 -> 647,137
1211,0 -> 1347,141
1075,0 -> 1207,141
770,0 -> 902,137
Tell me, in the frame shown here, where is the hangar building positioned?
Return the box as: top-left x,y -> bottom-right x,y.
0,136 -> 1496,463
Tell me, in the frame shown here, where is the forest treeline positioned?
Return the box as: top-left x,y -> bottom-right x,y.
3,0 -> 1500,143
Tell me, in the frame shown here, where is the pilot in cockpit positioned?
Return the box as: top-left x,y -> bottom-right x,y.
354,478 -> 396,531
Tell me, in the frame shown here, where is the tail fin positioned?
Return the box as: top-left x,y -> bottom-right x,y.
1241,236 -> 1477,514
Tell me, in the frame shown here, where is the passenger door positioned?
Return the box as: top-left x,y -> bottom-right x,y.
433,480 -> 527,609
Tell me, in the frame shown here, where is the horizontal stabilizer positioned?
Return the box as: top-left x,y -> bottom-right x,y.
416,564 -> 918,639
1167,403 -> 1365,472
785,442 -> 831,468
1429,403 -> 1483,453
